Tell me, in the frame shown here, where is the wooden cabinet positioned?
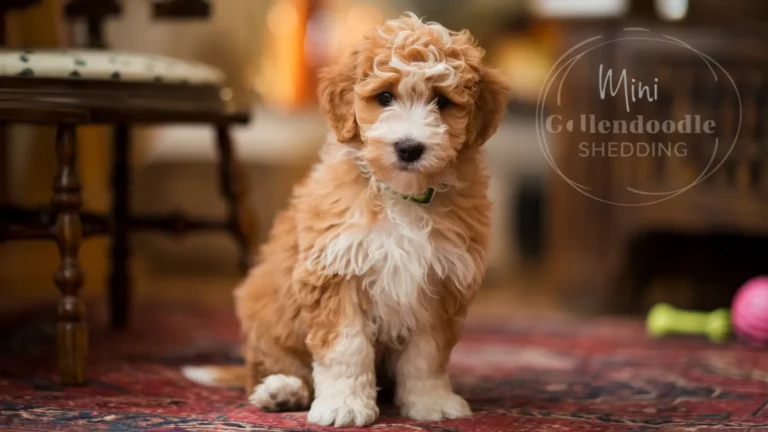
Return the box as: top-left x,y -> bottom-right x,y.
545,7 -> 768,314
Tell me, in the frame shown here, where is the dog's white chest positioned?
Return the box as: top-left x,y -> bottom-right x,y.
315,201 -> 475,340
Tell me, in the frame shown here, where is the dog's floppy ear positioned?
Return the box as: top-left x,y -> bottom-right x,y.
317,50 -> 359,143
466,66 -> 510,148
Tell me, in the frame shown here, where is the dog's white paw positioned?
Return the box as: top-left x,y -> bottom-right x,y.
248,374 -> 310,412
307,395 -> 379,427
399,391 -> 472,421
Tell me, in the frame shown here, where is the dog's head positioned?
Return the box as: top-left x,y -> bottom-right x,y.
318,12 -> 509,195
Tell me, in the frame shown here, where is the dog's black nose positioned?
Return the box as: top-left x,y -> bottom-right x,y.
394,139 -> 425,163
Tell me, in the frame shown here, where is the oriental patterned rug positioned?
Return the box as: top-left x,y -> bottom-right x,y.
1,302 -> 767,431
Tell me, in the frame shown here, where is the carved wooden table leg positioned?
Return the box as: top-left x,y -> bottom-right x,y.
215,124 -> 256,273
109,124 -> 131,329
52,124 -> 87,385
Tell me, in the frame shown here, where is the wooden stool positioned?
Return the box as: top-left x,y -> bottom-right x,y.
0,49 -> 256,385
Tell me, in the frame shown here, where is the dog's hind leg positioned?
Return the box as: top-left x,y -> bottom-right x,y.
244,330 -> 313,412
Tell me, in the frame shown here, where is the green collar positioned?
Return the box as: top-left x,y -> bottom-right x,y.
404,188 -> 435,204
354,157 -> 437,205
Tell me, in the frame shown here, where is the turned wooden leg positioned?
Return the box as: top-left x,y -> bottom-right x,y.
215,124 -> 256,273
52,124 -> 87,385
109,124 -> 131,329
0,122 -> 7,205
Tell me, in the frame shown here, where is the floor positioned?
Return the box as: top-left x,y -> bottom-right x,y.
1,268 -> 767,431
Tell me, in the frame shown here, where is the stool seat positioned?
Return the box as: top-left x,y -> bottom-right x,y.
0,49 -> 224,85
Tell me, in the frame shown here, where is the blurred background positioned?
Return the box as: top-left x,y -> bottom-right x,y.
0,0 -> 762,321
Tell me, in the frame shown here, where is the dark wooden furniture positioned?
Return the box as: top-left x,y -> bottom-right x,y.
0,0 -> 256,385
153,0 -> 211,18
546,0 -> 768,314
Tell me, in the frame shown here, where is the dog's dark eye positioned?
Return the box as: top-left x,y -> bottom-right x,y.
377,92 -> 395,107
436,94 -> 452,110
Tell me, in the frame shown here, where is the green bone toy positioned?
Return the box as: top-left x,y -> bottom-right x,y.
646,303 -> 732,343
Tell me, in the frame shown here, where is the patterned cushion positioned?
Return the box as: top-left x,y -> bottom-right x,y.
0,49 -> 225,85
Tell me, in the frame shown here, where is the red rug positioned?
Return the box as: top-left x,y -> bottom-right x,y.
1,302 -> 767,431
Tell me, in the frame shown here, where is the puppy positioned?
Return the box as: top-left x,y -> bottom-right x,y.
183,12 -> 509,427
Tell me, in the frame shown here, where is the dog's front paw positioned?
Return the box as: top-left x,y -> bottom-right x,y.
400,391 -> 472,421
307,395 -> 379,427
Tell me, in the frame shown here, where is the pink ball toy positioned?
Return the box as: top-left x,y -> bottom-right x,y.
732,276 -> 768,346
